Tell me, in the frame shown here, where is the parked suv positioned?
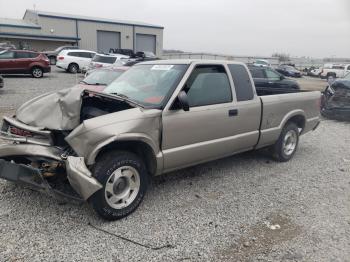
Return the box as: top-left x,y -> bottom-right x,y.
0,50 -> 50,78
84,53 -> 129,73
56,50 -> 96,73
44,45 -> 79,65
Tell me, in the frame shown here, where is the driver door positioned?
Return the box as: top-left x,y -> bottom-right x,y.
161,63 -> 259,172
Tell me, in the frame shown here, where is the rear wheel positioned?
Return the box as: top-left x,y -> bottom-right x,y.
90,151 -> 148,220
68,63 -> 79,73
31,67 -> 43,78
271,122 -> 299,162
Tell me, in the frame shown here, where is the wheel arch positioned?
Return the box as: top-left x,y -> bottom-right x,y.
90,139 -> 160,176
285,114 -> 306,131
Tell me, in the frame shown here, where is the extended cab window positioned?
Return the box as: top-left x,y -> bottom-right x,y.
228,64 -> 254,101
184,65 -> 232,107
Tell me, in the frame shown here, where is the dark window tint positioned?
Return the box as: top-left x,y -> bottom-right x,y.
80,52 -> 95,58
68,52 -> 92,58
184,65 -> 232,107
249,67 -> 265,78
228,64 -> 254,102
67,52 -> 81,57
15,52 -> 38,59
92,55 -> 117,64
333,65 -> 344,70
0,51 -> 15,59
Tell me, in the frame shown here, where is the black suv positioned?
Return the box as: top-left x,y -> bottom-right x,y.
248,66 -> 300,92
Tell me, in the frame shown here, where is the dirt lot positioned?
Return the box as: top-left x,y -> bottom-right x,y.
0,70 -> 349,261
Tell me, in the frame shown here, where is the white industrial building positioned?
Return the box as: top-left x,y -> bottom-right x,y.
0,10 -> 164,56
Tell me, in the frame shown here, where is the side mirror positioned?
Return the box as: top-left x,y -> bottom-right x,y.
280,75 -> 285,80
177,91 -> 190,111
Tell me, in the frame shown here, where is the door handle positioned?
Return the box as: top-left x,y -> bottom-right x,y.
228,109 -> 238,117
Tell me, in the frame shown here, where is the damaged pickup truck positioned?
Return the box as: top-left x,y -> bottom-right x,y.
321,72 -> 350,121
0,60 -> 321,220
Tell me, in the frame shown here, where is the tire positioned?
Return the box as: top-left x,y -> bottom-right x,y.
68,63 -> 79,74
90,150 -> 149,220
49,56 -> 56,65
31,67 -> 43,78
271,122 -> 299,162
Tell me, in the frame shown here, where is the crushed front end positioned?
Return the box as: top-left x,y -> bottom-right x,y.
0,116 -> 102,201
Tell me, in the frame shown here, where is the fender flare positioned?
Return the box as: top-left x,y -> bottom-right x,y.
86,133 -> 159,166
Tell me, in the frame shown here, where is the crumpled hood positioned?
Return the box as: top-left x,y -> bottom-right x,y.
16,87 -> 84,130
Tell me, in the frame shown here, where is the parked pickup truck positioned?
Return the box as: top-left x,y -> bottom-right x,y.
320,64 -> 350,80
0,60 -> 321,220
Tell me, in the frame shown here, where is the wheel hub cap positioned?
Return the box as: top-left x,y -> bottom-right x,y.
283,130 -> 297,156
105,166 -> 140,209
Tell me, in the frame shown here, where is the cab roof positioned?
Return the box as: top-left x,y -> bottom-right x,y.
139,59 -> 245,66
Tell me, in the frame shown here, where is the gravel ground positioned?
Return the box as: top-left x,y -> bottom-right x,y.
0,70 -> 349,261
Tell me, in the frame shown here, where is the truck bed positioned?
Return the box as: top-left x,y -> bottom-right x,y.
256,90 -> 321,148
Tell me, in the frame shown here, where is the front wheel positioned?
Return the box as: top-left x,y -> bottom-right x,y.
271,122 -> 299,162
90,151 -> 149,220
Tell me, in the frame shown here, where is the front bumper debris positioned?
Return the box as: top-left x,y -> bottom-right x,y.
65,156 -> 103,200
0,159 -> 51,193
0,144 -> 103,201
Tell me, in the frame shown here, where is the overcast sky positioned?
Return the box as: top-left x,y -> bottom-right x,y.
1,0 -> 349,58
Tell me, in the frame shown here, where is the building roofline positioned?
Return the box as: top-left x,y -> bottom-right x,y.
24,9 -> 164,29
0,32 -> 80,41
0,23 -> 41,29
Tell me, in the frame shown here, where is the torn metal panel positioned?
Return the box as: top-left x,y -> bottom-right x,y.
16,86 -> 84,130
65,108 -> 162,165
0,144 -> 63,160
65,156 -> 102,200
322,79 -> 350,121
0,159 -> 49,191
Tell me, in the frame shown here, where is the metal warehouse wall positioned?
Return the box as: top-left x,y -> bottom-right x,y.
77,20 -> 133,52
38,16 -> 76,37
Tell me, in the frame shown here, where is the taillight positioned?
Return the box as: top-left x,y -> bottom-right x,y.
58,56 -> 64,60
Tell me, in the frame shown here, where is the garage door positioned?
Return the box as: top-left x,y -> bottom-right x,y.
136,34 -> 156,54
97,31 -> 120,53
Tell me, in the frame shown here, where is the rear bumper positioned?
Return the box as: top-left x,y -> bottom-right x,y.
0,144 -> 102,200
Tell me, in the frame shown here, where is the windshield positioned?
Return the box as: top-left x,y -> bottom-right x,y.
92,55 -> 117,64
104,64 -> 187,107
344,72 -> 350,80
83,70 -> 124,85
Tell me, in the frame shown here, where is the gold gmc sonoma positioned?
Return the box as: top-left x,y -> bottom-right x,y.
0,60 -> 321,220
